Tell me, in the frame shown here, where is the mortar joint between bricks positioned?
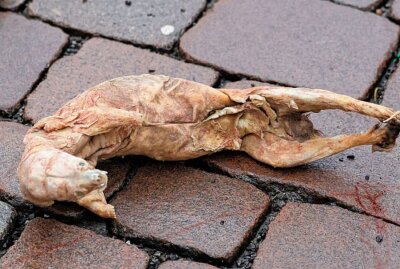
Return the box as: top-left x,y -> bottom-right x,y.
368,40 -> 400,104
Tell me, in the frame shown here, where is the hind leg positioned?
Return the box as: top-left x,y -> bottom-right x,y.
254,87 -> 398,123
241,125 -> 391,168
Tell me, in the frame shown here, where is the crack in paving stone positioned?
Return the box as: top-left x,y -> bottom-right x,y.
146,250 -> 180,269
109,206 -> 230,266
328,0 -> 385,11
0,208 -> 43,258
229,201 -> 289,269
62,35 -> 89,56
108,158 -> 269,268
0,0 -> 29,12
109,231 -> 224,269
161,0 -> 218,61
375,0 -> 395,15
105,221 -> 185,269
212,73 -> 243,89
370,43 -> 400,103
104,157 -> 140,204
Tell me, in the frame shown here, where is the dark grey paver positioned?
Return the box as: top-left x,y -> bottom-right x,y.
253,203 -> 400,269
111,162 -> 270,262
180,0 -> 399,98
28,0 -> 207,49
0,202 -> 16,245
0,218 -> 149,269
24,37 -> 218,123
0,121 -> 30,206
0,12 -> 68,113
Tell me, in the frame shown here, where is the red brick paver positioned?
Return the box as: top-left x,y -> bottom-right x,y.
180,0 -> 399,98
111,162 -> 270,262
159,260 -> 218,269
253,203 -> 400,269
27,0 -> 207,49
0,122 -> 29,206
0,12 -> 67,113
0,218 -> 149,269
24,37 -> 218,123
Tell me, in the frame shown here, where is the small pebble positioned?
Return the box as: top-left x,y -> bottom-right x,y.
339,157 -> 344,162
365,175 -> 370,181
161,25 -> 175,35
125,0 -> 131,6
347,154 -> 355,160
220,220 -> 225,225
376,235 -> 384,244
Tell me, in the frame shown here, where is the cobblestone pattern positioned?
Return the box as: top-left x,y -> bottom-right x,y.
180,0 -> 398,98
1,0 -> 400,268
111,162 -> 270,263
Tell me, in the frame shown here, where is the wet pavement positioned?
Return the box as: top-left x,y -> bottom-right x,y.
1,0 -> 400,268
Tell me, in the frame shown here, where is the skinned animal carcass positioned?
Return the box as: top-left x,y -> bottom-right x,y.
18,75 -> 400,218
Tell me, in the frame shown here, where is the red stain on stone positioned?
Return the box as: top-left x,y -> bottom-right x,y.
333,182 -> 389,269
333,182 -> 386,224
353,183 -> 385,221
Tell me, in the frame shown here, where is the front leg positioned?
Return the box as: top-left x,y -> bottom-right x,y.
77,190 -> 116,219
241,123 -> 397,168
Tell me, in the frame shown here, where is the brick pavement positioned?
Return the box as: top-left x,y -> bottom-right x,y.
1,1 -> 400,268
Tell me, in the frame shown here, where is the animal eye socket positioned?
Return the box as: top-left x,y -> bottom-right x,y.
79,161 -> 86,166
